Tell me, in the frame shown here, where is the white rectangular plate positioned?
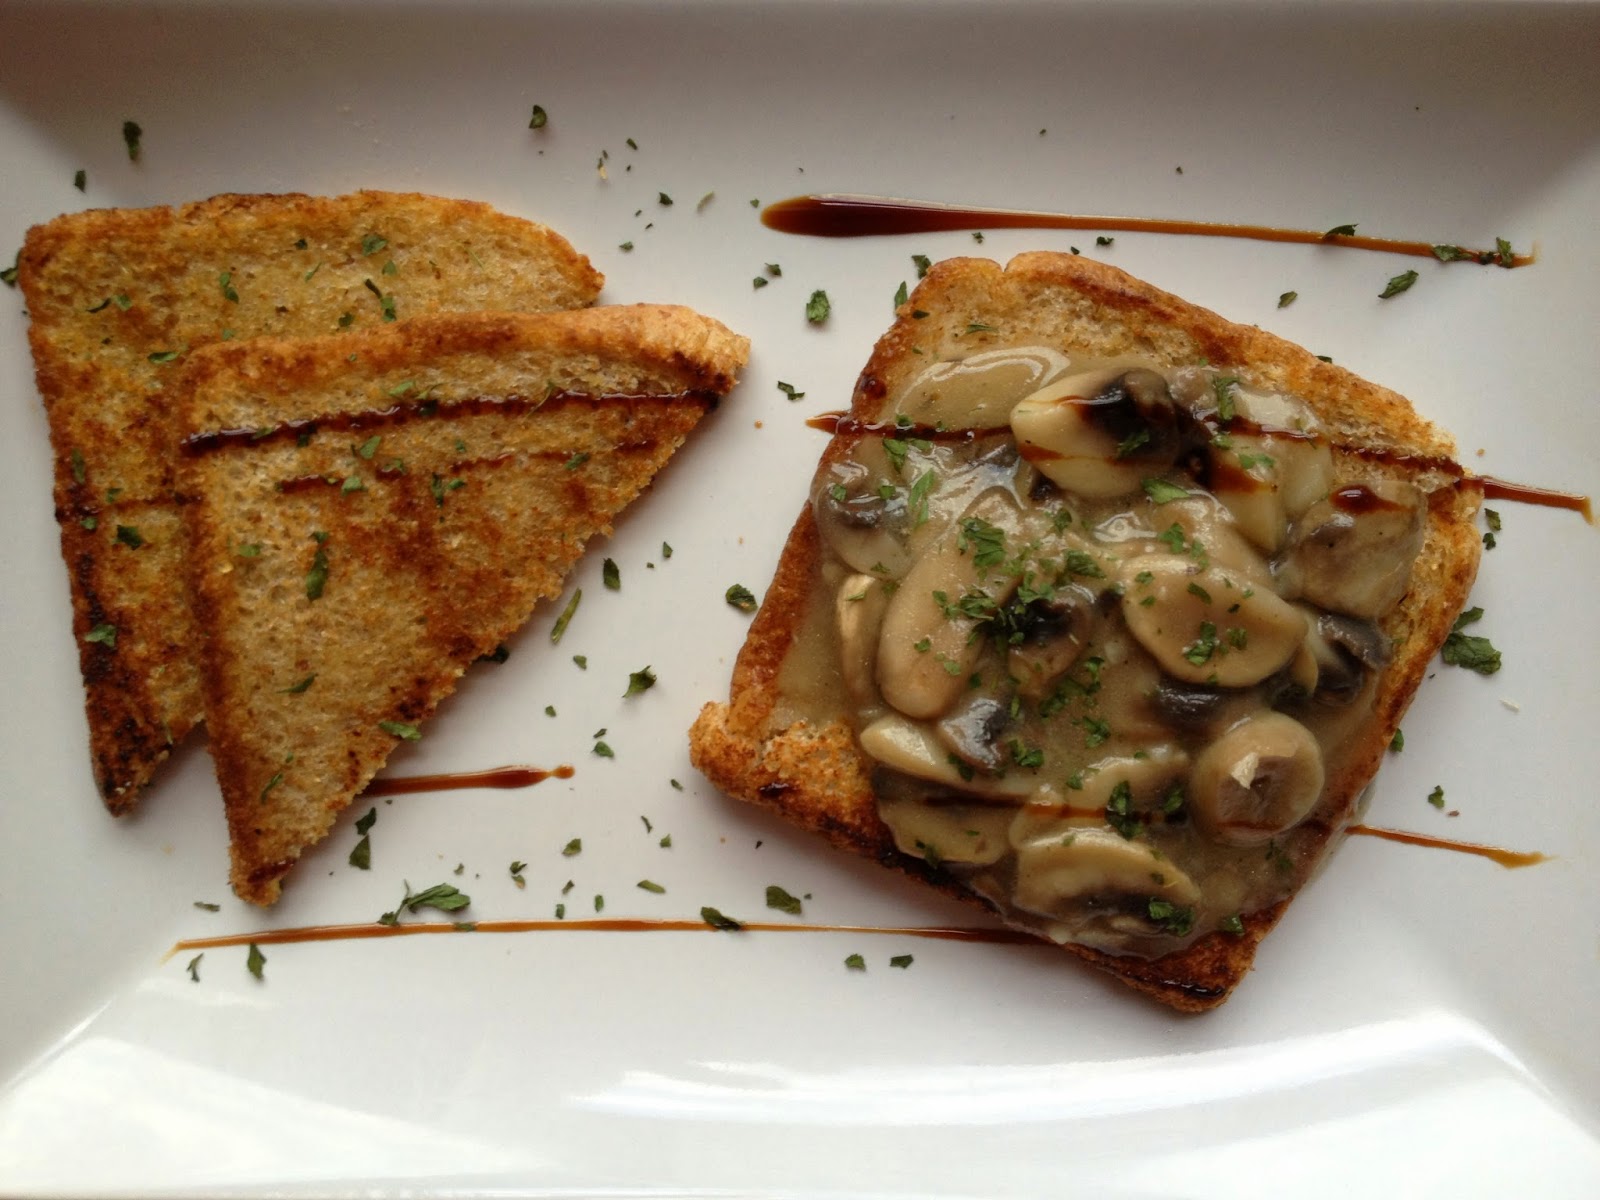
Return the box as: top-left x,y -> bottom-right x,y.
2,2 -> 1598,1196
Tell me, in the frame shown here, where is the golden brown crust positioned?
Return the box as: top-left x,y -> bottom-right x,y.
18,191 -> 603,810
180,305 -> 748,904
689,252 -> 1481,1011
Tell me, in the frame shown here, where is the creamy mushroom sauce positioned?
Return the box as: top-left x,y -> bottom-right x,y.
785,347 -> 1427,957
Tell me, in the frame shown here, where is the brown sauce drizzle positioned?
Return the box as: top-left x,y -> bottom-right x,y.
805,412 -> 1005,443
363,764 -> 574,798
1477,475 -> 1594,523
1329,484 -> 1407,515
1347,823 -> 1548,869
762,195 -> 1533,267
166,918 -> 1037,959
182,389 -> 715,456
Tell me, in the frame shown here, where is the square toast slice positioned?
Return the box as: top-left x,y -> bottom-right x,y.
179,305 -> 748,904
690,253 -> 1482,1010
18,191 -> 603,810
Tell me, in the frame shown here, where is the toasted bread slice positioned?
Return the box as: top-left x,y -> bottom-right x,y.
18,191 -> 603,811
689,253 -> 1482,1010
180,305 -> 748,905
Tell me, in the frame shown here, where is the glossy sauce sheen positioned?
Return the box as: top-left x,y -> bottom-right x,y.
762,195 -> 1535,266
363,765 -> 573,797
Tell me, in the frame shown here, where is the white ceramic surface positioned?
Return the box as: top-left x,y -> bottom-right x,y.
1,2 -> 1597,1196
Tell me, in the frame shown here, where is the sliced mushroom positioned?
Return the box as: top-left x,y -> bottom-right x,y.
1205,431 -> 1335,554
1010,366 -> 1180,498
936,693 -> 1013,773
836,573 -> 890,709
1159,494 -> 1272,583
1009,746 -> 1191,849
1010,828 -> 1202,937
877,490 -> 1022,720
1005,582 -> 1096,698
877,796 -> 1014,866
1291,609 -> 1392,706
1118,554 -> 1307,686
1189,711 -> 1325,845
1276,480 -> 1425,619
858,713 -> 1035,799
813,456 -> 914,577
893,346 -> 1072,430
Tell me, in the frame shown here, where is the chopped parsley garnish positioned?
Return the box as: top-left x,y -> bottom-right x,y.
1141,478 -> 1190,504
1186,581 -> 1213,604
766,885 -> 803,915
380,882 -> 471,924
280,674 -> 316,694
572,655 -> 588,669
550,588 -> 582,643
844,953 -> 866,971
218,271 -> 239,303
1095,235 -> 1114,247
1147,898 -> 1194,936
1322,223 -> 1357,238
114,524 -> 144,549
890,954 -> 914,969
194,901 -> 221,912
593,740 -> 614,758
74,168 -> 86,191
379,720 -> 421,741
1210,375 -> 1239,421
776,381 -> 805,401
725,583 -> 758,612
122,120 -> 143,161
245,943 -> 266,980
1379,269 -> 1419,299
1220,914 -> 1246,936
957,516 -> 1007,569
1431,244 -> 1470,262
1441,607 -> 1501,674
625,666 -> 657,697
1496,238 -> 1515,267
700,905 -> 743,931
147,347 -> 185,364
85,622 -> 117,648
1427,785 -> 1445,810
1105,780 -> 1140,839
597,557 -> 623,591
752,276 -> 768,289
186,953 -> 203,982
528,104 -> 548,129
258,771 -> 284,802
356,807 -> 377,835
363,277 -> 396,321
0,251 -> 18,287
893,280 -> 908,309
1277,290 -> 1298,308
637,880 -> 666,894
361,232 -> 388,256
1389,729 -> 1404,753
304,540 -> 329,599
964,322 -> 998,335
1183,621 -> 1219,666
348,835 -> 371,870
805,290 -> 831,323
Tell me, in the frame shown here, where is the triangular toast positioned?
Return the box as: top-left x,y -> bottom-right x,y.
179,305 -> 748,905
17,191 -> 602,810
690,253 -> 1482,1010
